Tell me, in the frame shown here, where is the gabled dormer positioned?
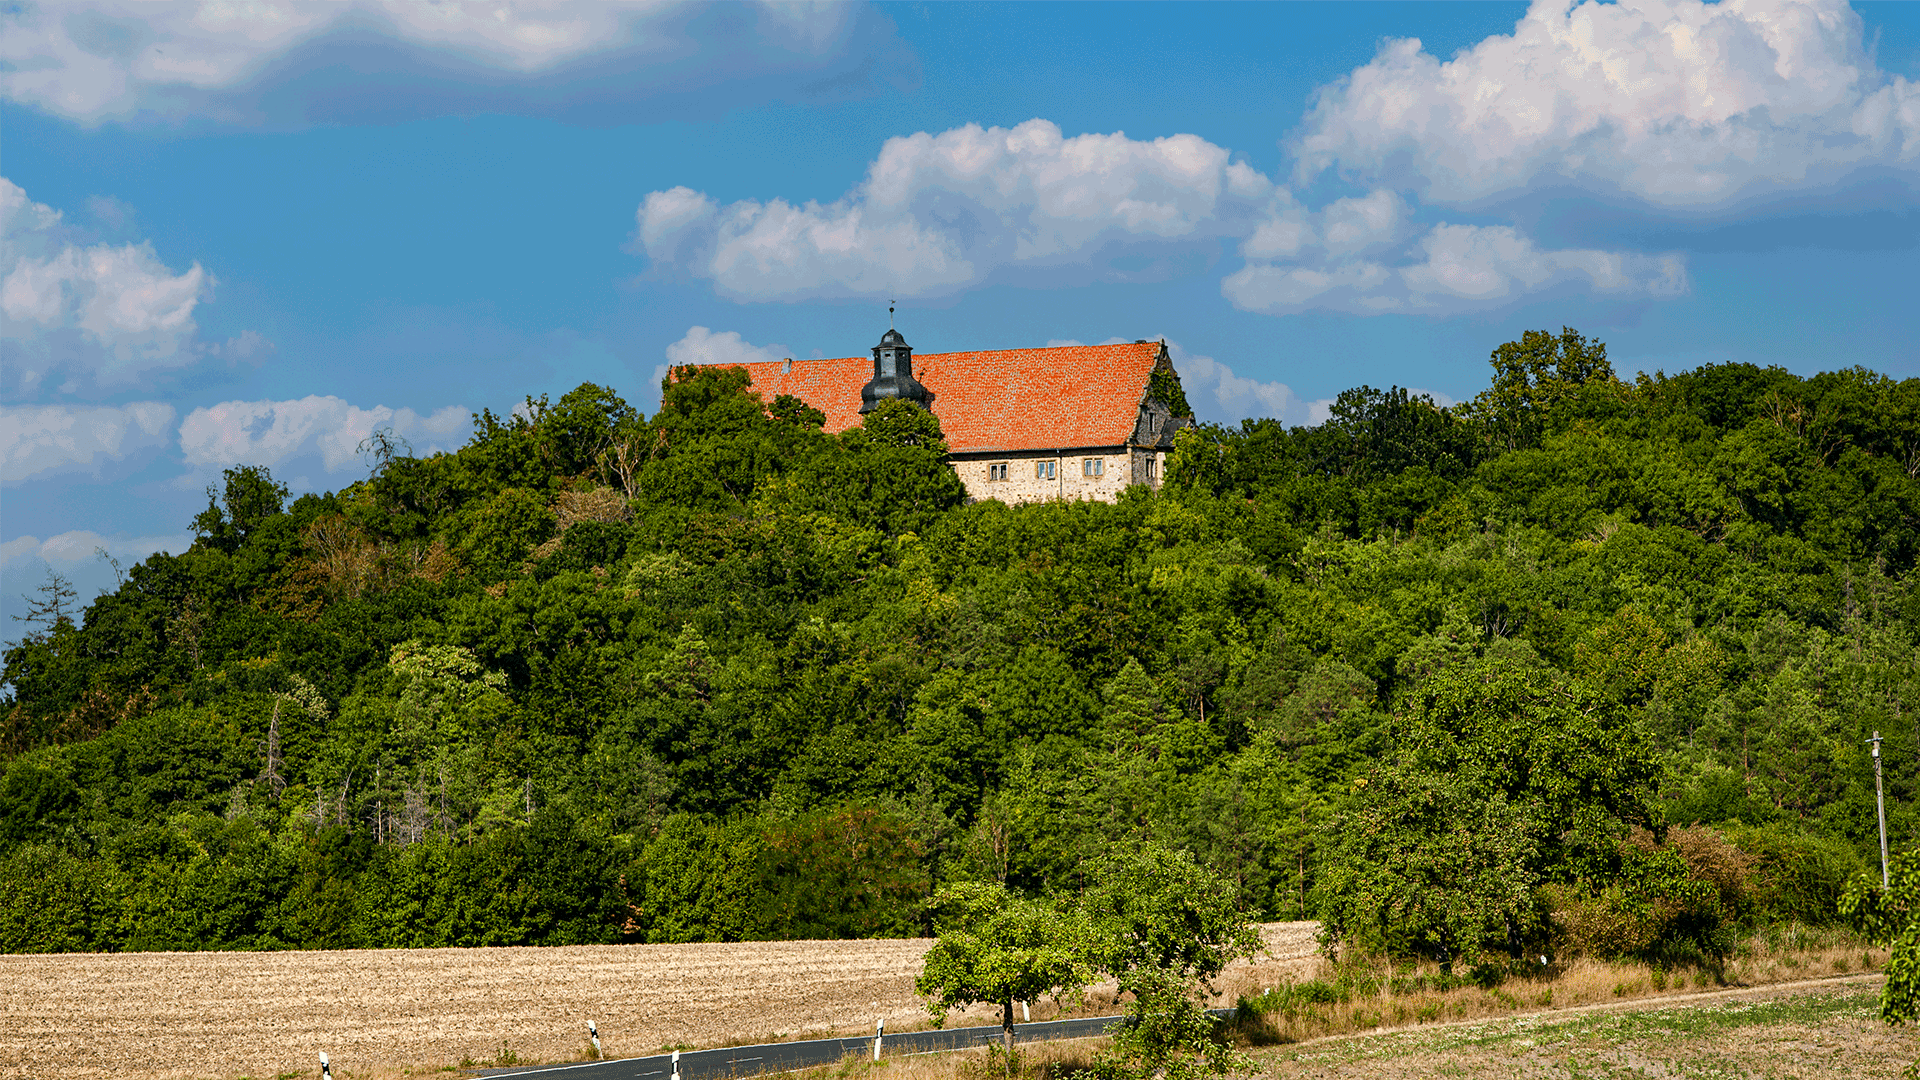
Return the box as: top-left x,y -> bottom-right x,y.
1131,341 -> 1192,447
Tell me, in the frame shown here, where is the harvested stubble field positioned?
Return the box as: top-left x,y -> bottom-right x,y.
0,924 -> 1322,1080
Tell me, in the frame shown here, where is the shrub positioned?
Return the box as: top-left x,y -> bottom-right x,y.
0,844 -> 122,952
626,813 -> 765,943
1544,826 -> 1751,968
1542,881 -> 1659,959
1724,822 -> 1865,925
755,803 -> 928,939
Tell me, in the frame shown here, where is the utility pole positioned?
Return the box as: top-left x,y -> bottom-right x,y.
1870,731 -> 1890,890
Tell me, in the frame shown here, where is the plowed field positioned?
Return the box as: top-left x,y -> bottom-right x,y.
1,923 -> 1320,1080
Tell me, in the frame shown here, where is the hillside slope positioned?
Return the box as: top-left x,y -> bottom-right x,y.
2,333 -> 1916,961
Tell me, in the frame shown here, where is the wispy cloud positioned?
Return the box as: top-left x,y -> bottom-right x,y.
177,395 -> 468,480
1,530 -> 192,571
2,1 -> 915,128
1,401 -> 175,484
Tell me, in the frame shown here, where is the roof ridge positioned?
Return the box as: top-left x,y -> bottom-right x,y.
716,340 -> 1166,455
766,340 -> 1157,366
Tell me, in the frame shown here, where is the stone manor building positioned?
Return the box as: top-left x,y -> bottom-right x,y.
708,329 -> 1195,504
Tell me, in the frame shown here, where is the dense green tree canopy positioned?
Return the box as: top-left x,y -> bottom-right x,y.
0,339 -> 1914,959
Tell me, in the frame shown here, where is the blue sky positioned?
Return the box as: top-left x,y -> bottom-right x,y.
4,0 -> 1919,618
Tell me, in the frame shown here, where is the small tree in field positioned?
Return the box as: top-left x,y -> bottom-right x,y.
1841,850 -> 1920,1025
1077,845 -> 1262,1080
916,881 -> 1092,1056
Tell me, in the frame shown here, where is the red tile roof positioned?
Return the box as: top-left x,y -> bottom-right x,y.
713,341 -> 1164,454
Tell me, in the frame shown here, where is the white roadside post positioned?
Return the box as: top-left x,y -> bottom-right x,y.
873,1017 -> 884,1062
319,1052 -> 331,1080
588,1020 -> 601,1059
1021,1002 -> 1030,1023
672,1048 -> 681,1080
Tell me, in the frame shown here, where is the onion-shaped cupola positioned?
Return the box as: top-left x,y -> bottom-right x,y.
858,325 -> 934,413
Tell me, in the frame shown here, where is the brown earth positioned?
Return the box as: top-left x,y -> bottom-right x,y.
0,923 -> 1320,1080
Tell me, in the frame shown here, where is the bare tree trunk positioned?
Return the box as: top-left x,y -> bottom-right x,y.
1002,998 -> 1014,1058
338,768 -> 354,832
259,699 -> 284,799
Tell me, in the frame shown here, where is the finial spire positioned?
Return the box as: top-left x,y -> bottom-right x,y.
889,295 -> 896,329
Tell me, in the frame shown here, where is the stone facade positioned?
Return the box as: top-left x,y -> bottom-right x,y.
946,388 -> 1184,504
950,448 -> 1161,504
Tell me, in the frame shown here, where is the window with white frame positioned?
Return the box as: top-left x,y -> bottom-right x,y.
1146,456 -> 1158,481
1036,460 -> 1056,480
1083,457 -> 1104,478
988,462 -> 1009,481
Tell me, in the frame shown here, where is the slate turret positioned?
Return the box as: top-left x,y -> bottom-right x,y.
858,325 -> 933,414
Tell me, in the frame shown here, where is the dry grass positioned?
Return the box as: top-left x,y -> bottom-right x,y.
1260,981 -> 1912,1078
780,1038 -> 1105,1080
849,988 -> 1912,1080
0,924 -> 1313,1080
1235,925 -> 1888,1047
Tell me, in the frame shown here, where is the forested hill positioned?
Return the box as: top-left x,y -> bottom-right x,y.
3,329 -> 1918,959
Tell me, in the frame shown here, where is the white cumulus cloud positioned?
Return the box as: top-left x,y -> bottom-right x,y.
1,401 -> 176,484
0,177 -> 233,394
1292,0 -> 1920,208
664,325 -> 790,369
639,119 -> 1689,318
2,1 -> 906,127
177,395 -> 468,477
638,1 -> 1916,317
635,119 -> 1270,301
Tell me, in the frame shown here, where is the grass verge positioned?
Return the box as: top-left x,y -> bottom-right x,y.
1261,983 -> 1911,1078
1230,923 -> 1888,1046
779,1040 -> 1103,1080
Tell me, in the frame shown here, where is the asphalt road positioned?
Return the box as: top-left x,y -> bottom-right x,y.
475,1014 -> 1130,1080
